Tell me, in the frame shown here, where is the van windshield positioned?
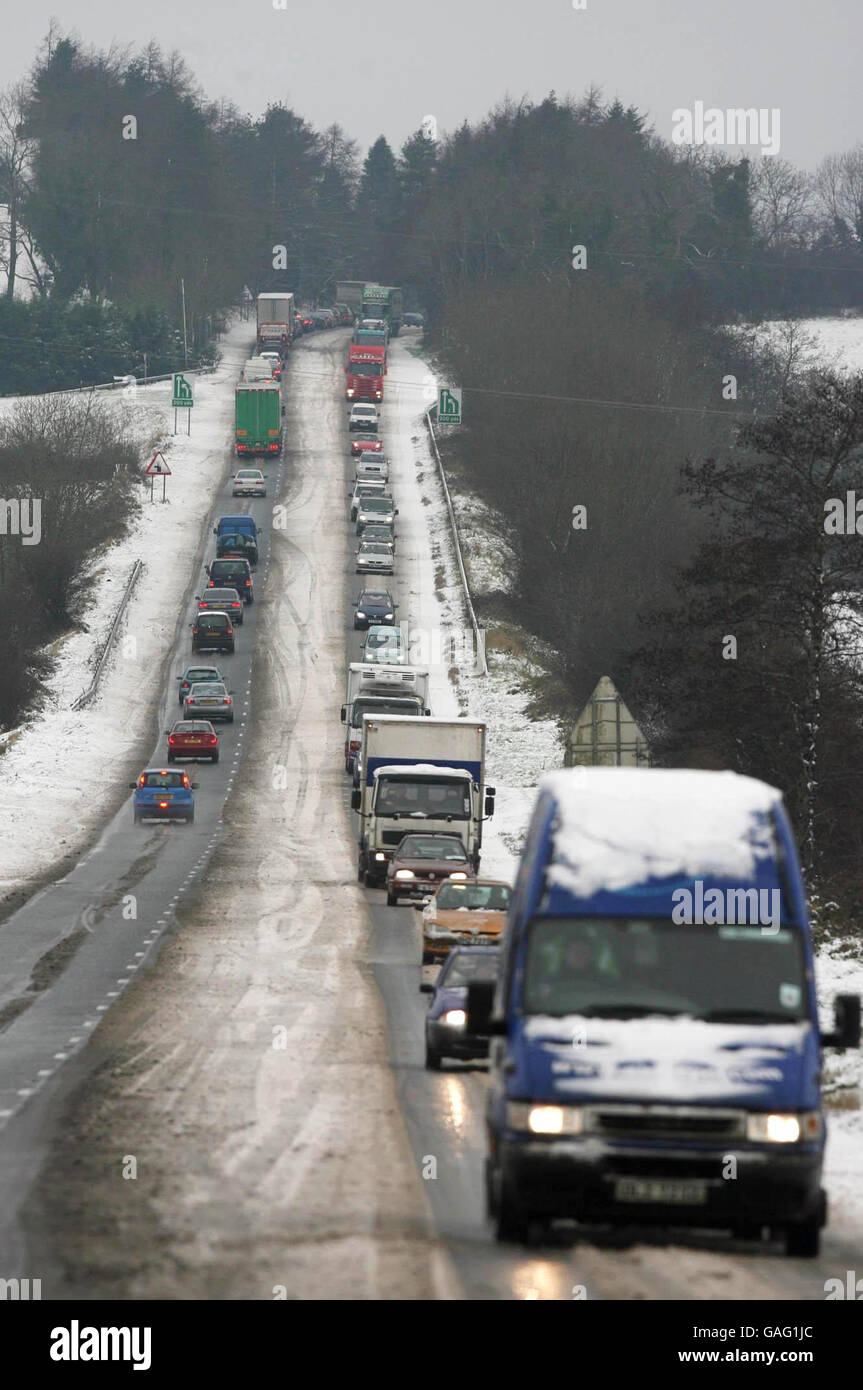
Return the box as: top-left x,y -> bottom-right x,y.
522,918 -> 808,1023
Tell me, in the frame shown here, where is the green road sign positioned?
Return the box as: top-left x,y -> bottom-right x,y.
172,373 -> 194,408
438,386 -> 461,424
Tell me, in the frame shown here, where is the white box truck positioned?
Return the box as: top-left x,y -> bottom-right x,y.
256,292 -> 295,352
351,716 -> 494,887
341,664 -> 429,774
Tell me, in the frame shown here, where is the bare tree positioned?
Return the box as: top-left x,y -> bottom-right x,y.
750,156 -> 813,247
814,146 -> 863,242
0,81 -> 36,299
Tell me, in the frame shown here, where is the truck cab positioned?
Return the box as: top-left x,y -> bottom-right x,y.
351,715 -> 494,887
469,767 -> 860,1255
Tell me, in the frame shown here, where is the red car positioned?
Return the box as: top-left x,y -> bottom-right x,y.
165,720 -> 220,763
350,432 -> 383,457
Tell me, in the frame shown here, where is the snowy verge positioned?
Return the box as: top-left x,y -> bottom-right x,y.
0,318 -> 254,908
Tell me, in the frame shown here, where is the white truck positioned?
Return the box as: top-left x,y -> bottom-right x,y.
256,292 -> 295,352
351,716 -> 494,887
341,663 -> 429,775
242,356 -> 276,381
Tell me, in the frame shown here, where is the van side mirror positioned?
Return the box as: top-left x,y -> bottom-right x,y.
340,706 -> 347,722
822,994 -> 861,1049
467,980 -> 502,1036
419,982 -> 434,994
484,788 -> 496,817
350,789 -> 361,811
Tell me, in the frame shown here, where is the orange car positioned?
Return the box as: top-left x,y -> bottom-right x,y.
419,879 -> 512,964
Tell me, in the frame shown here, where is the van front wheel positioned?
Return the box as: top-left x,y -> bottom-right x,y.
496,1185 -> 531,1245
784,1216 -> 820,1258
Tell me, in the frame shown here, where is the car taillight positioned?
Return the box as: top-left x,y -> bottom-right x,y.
223,698 -> 230,704
159,800 -> 168,808
182,776 -> 190,787
168,736 -> 176,744
210,735 -> 218,744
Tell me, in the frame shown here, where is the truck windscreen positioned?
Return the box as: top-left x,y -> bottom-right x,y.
521,918 -> 808,1022
350,362 -> 382,377
375,777 -> 471,819
352,700 -> 421,722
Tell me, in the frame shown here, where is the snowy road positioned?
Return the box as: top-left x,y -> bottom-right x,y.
0,330 -> 860,1299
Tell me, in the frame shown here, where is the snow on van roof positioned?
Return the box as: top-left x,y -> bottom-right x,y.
540,768 -> 781,898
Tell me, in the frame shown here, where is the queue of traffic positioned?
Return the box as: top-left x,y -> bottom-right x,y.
132,308 -> 860,1258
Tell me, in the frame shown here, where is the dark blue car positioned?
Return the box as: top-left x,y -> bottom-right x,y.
130,767 -> 198,825
421,946 -> 500,1070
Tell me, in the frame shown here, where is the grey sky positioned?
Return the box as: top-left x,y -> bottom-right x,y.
2,0 -> 859,169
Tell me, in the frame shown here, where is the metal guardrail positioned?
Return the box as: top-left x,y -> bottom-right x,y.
424,407 -> 488,677
38,365 -> 218,399
71,560 -> 144,711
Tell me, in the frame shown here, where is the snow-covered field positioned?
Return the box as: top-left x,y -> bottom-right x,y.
0,317 -> 254,905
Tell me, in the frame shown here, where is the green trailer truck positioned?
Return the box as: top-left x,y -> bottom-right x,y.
360,284 -> 404,336
235,381 -> 283,457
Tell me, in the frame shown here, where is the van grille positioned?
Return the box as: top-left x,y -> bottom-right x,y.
586,1106 -> 746,1144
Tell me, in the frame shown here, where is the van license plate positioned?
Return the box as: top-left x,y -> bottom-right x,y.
614,1179 -> 707,1205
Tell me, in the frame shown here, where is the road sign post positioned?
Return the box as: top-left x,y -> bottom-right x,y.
172,373 -> 194,435
438,386 -> 462,425
145,451 -> 172,503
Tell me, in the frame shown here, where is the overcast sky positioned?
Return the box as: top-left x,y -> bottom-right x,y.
1,0 -> 859,169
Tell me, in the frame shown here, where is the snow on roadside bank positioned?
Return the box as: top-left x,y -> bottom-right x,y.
389,340 -> 563,886
0,318 -> 254,906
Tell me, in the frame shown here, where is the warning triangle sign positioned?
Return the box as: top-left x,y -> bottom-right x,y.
145,452 -> 172,476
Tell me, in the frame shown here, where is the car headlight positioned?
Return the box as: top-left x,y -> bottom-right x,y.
374,852 -> 386,861
746,1112 -> 821,1143
449,871 -> 468,880
355,611 -> 365,619
441,1009 -> 466,1027
395,869 -> 415,879
506,1103 -> 584,1136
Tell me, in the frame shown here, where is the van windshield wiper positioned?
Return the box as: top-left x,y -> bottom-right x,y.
698,1008 -> 798,1024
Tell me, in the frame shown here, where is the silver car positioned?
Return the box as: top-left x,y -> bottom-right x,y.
356,497 -> 397,533
355,456 -> 389,483
356,541 -> 395,574
183,681 -> 235,722
349,480 -> 390,520
232,468 -> 267,498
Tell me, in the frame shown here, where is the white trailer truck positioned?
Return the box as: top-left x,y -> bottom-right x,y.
351,716 -> 494,887
256,292 -> 295,353
341,664 -> 429,774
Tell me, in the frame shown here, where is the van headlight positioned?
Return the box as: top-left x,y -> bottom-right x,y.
506,1103 -> 583,1136
746,1112 -> 821,1143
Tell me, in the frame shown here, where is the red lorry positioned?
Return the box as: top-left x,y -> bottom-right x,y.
345,343 -> 387,403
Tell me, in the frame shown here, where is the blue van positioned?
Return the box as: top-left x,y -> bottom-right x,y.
213,515 -> 260,567
468,768 -> 860,1256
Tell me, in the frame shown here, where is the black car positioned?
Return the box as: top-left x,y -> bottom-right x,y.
206,557 -> 254,603
191,611 -> 235,653
216,531 -> 258,567
352,588 -> 398,630
420,947 -> 500,1069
